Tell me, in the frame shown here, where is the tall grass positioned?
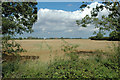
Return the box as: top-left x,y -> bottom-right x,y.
2,59 -> 48,78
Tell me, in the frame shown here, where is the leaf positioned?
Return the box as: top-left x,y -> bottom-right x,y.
80,4 -> 87,8
82,24 -> 87,27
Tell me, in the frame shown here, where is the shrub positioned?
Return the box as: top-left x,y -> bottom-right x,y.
2,59 -> 20,78
61,39 -> 79,61
19,37 -> 22,40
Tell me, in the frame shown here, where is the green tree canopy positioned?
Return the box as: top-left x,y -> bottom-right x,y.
2,2 -> 38,55
76,1 -> 120,41
96,31 -> 104,39
2,2 -> 37,36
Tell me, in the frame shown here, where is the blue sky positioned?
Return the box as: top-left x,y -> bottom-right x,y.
17,2 -> 110,38
37,2 -> 91,12
36,0 -> 104,2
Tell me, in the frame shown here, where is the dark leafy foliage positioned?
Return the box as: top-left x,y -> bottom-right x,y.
76,2 -> 120,41
2,36 -> 26,55
2,2 -> 37,35
2,2 -> 37,55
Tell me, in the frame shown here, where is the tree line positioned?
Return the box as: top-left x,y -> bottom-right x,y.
89,32 -> 119,41
11,37 -> 83,40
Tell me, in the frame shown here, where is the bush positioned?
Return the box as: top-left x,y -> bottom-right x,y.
2,59 -> 20,78
61,39 -> 79,61
89,36 -> 110,40
19,37 -> 22,40
2,59 -> 48,78
44,54 -> 119,78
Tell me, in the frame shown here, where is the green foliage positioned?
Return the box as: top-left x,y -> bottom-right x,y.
2,59 -> 20,78
19,37 -> 22,40
2,59 -> 48,78
2,2 -> 37,55
2,36 -> 26,55
61,39 -> 79,61
80,4 -> 87,8
45,46 -> 119,78
109,31 -> 120,41
89,36 -> 110,40
89,32 -> 109,40
96,32 -> 103,39
61,39 -> 79,53
45,53 -> 119,78
89,31 -> 119,41
76,2 -> 120,41
27,36 -> 33,39
89,32 -> 104,40
2,2 -> 37,35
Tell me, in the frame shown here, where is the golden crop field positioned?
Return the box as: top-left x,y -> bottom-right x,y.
15,39 -> 118,62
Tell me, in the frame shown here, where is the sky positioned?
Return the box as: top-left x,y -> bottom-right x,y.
17,2 -> 110,38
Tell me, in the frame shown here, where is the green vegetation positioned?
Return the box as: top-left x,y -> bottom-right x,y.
89,31 -> 119,41
89,36 -> 110,40
76,1 -> 120,41
2,40 -> 119,79
2,2 -> 38,55
109,31 -> 120,41
2,36 -> 26,55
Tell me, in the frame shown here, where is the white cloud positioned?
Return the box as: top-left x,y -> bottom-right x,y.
20,2 -> 109,38
78,27 -> 87,31
66,29 -> 73,32
41,28 -> 46,31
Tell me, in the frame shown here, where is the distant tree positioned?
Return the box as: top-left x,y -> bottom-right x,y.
2,2 -> 37,55
27,36 -> 33,39
19,37 -> 22,40
24,37 -> 26,39
61,37 -> 64,39
96,32 -> 103,39
109,31 -> 119,41
76,1 -> 120,41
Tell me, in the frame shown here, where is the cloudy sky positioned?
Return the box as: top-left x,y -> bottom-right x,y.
17,2 -> 110,38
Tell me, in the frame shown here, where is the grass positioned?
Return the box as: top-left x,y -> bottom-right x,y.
2,39 -> 119,78
2,59 -> 48,78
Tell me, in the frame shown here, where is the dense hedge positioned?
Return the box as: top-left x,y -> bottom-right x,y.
89,36 -> 120,41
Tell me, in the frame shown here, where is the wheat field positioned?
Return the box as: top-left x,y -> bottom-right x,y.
16,39 -> 118,62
